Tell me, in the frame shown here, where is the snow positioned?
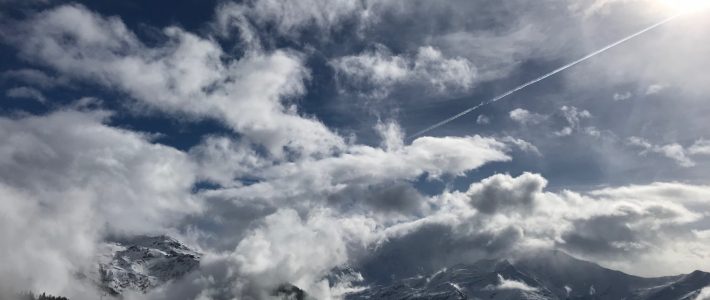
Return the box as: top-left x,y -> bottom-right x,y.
90,235 -> 201,295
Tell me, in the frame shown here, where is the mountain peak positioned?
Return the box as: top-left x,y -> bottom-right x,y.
93,235 -> 201,296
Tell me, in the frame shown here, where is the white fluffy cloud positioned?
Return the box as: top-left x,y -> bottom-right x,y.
201,124 -> 511,208
10,4 -> 344,158
0,110 -> 200,298
333,171 -> 710,284
333,44 -> 477,98
422,172 -> 709,276
231,209 -> 377,299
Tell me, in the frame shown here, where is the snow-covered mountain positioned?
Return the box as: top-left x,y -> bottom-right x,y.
84,237 -> 709,300
91,235 -> 201,296
345,250 -> 710,300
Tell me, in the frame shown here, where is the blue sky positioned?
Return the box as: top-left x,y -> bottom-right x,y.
1,0 -> 710,298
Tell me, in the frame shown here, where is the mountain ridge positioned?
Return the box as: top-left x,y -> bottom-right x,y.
345,249 -> 710,300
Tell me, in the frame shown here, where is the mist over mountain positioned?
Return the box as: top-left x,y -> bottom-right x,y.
71,236 -> 710,300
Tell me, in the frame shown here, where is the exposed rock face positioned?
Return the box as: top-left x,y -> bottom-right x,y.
94,235 -> 201,296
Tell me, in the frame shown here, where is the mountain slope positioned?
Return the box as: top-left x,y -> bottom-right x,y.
92,235 -> 201,295
346,250 -> 709,300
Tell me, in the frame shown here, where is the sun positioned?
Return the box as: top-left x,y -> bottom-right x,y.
660,0 -> 710,13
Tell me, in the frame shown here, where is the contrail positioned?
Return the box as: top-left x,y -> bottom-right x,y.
407,14 -> 681,139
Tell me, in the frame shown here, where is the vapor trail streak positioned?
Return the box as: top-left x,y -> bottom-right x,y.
407,14 -> 680,139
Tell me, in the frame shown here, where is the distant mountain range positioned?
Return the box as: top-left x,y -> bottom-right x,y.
83,236 -> 709,300
346,250 -> 710,300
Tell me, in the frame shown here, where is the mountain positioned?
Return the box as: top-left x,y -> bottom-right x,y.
85,238 -> 709,300
92,235 -> 201,296
345,250 -> 710,300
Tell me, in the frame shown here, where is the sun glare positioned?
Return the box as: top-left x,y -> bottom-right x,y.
661,0 -> 710,13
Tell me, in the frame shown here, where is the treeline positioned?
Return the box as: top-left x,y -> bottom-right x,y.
15,292 -> 69,300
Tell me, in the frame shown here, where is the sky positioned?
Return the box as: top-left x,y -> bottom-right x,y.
0,0 -> 709,299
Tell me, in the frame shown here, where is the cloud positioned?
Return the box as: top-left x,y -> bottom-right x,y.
5,86 -> 46,103
201,131 -> 511,209
509,108 -> 547,125
231,209 -> 377,299
613,91 -> 632,101
332,44 -> 477,99
645,83 -> 665,95
1,69 -> 69,89
2,106 -> 710,297
493,274 -> 539,292
0,110 -> 200,298
628,137 -> 696,167
689,139 -> 710,156
432,23 -> 547,81
554,105 -> 592,137
696,286 -> 710,300
9,4 -> 344,158
476,114 -> 491,125
217,0 -> 367,39
508,105 -> 594,137
500,137 -> 541,156
2,1 -> 710,299
468,172 -> 546,215
189,136 -> 271,187
352,171 -> 710,282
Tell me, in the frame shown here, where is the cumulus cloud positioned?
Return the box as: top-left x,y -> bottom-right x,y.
0,110 -> 200,298
350,171 -> 710,283
468,172 -> 546,214
156,121 -> 513,297
333,44 -> 477,99
201,132 -> 511,209
8,4 -> 343,158
459,173 -> 709,275
231,209 -> 377,299
2,108 -> 710,297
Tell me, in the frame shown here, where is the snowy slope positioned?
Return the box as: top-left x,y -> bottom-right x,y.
345,250 -> 710,300
91,235 -> 201,295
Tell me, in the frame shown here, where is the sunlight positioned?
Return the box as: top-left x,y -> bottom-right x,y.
660,0 -> 710,13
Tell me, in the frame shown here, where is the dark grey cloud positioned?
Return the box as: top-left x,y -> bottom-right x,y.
327,182 -> 426,216
468,172 -> 545,214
